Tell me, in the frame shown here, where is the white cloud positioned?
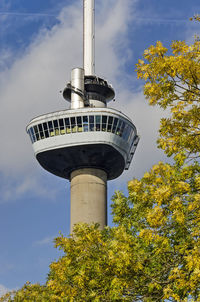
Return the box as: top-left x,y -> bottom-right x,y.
0,12 -> 56,18
0,2 -> 83,177
185,21 -> 200,44
0,0 -> 166,201
108,89 -> 168,200
0,284 -> 18,298
0,48 -> 14,70
96,0 -> 135,80
33,235 -> 56,246
0,284 -> 11,297
0,171 -> 60,203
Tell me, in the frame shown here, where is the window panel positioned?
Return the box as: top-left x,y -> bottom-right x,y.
95,115 -> 101,131
64,118 -> 70,126
28,129 -> 33,143
59,119 -> 64,128
48,121 -> 53,130
128,128 -> 134,144
38,124 -> 42,132
102,115 -> 107,131
112,117 -> 118,133
38,124 -> 45,139
122,124 -> 132,142
43,123 -> 47,130
107,116 -> 113,132
59,119 -> 65,134
30,129 -> 35,143
122,123 -> 127,139
48,121 -> 55,137
125,126 -> 131,141
53,120 -> 58,128
64,118 -> 71,133
77,116 -> 83,132
120,121 -> 125,137
89,116 -> 94,131
71,117 -> 78,133
77,116 -> 82,125
53,120 -> 59,136
127,126 -> 132,141
43,122 -> 49,138
116,120 -> 122,136
30,127 -> 36,143
83,116 -> 88,132
28,128 -> 32,143
33,125 -> 40,141
70,117 -> 76,126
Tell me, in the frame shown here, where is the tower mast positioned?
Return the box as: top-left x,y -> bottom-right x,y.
83,0 -> 95,75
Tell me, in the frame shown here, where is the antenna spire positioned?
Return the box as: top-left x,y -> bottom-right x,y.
83,0 -> 95,75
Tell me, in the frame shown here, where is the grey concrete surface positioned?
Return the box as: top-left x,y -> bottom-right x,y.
70,168 -> 107,231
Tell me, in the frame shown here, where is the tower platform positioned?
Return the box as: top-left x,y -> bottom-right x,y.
27,107 -> 139,180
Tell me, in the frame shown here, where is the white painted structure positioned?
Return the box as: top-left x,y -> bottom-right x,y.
27,107 -> 138,180
83,0 -> 95,75
71,68 -> 85,109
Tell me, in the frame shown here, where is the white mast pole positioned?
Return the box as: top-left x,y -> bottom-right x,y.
83,0 -> 95,76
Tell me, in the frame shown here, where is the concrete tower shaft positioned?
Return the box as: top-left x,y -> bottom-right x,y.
70,168 -> 107,230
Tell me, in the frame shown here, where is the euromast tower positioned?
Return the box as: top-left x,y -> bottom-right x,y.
26,0 -> 139,232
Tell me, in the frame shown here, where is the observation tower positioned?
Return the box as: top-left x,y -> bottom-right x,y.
26,0 -> 139,231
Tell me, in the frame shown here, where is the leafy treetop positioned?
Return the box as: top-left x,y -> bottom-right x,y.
136,40 -> 200,162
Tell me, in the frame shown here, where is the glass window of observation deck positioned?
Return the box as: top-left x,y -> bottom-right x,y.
64,118 -> 71,133
59,119 -> 65,134
102,116 -> 107,131
128,128 -> 134,144
83,116 -> 88,132
28,129 -> 34,143
43,122 -> 49,138
70,117 -> 77,133
53,120 -> 59,135
77,116 -> 83,132
34,125 -> 40,140
116,120 -> 122,135
38,124 -> 44,139
48,121 -> 54,136
29,114 -> 135,145
122,124 -> 129,141
30,127 -> 36,142
120,121 -> 125,137
107,116 -> 113,132
112,117 -> 118,134
89,116 -> 94,131
95,115 -> 101,131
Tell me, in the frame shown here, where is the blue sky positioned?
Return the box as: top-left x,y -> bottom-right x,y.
0,0 -> 199,295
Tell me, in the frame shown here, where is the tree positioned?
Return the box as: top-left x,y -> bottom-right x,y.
136,39 -> 200,163
112,162 -> 200,301
2,24 -> 200,302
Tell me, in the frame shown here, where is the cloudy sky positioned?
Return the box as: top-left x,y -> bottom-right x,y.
0,0 -> 199,294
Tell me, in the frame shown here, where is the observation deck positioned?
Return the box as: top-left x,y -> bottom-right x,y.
27,107 -> 139,180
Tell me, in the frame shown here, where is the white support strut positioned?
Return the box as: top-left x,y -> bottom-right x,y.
83,0 -> 95,75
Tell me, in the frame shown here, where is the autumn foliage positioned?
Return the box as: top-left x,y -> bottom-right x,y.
1,22 -> 200,302
136,40 -> 200,162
